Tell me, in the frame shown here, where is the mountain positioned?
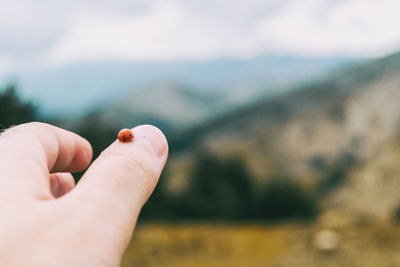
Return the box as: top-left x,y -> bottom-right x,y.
9,55 -> 358,119
96,84 -> 223,130
166,51 -> 400,221
324,137 -> 400,224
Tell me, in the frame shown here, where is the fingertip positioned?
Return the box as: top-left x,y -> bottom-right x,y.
132,125 -> 168,164
82,137 -> 93,165
70,136 -> 93,172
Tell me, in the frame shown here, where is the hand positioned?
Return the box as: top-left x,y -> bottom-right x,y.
0,122 -> 168,266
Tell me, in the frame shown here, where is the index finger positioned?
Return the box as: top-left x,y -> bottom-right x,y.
0,122 -> 92,200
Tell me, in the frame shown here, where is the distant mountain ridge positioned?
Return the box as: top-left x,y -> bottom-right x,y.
10,55 -> 359,119
97,84 -> 224,130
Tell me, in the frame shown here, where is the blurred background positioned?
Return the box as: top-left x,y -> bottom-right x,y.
1,0 -> 400,266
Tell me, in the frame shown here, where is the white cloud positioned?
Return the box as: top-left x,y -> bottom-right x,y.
45,3 -> 218,63
1,0 -> 400,70
44,2 -> 258,64
253,0 -> 400,56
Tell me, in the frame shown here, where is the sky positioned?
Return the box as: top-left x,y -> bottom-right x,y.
1,0 -> 400,76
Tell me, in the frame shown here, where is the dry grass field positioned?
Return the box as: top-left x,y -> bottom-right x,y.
121,222 -> 400,267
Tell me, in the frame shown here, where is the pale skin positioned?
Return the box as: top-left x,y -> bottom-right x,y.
0,122 -> 168,266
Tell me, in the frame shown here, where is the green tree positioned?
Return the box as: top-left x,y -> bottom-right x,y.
0,84 -> 37,127
258,177 -> 318,220
176,152 -> 255,219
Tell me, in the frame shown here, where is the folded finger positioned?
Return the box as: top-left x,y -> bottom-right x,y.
0,122 -> 92,199
50,172 -> 76,198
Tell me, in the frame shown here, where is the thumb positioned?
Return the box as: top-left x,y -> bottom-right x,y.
70,125 -> 168,231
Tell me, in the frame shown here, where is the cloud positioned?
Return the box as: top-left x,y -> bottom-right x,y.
1,0 -> 400,73
45,3 -> 212,63
253,0 -> 400,56
44,1 -> 284,64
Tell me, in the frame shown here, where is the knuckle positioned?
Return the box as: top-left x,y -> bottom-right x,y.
4,121 -> 48,136
0,122 -> 59,164
24,121 -> 46,128
19,121 -> 48,131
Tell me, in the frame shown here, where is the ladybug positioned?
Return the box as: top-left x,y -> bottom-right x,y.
118,128 -> 134,143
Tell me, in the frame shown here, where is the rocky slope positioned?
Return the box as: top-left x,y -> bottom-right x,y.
167,52 -> 400,220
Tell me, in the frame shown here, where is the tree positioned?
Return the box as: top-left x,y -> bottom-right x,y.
0,84 -> 37,127
176,151 -> 255,219
258,177 -> 318,220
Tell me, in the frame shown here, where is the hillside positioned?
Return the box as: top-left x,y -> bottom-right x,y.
322,136 -> 400,224
166,52 -> 400,220
95,84 -> 223,130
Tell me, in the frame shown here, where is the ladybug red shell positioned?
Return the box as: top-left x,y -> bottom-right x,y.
118,128 -> 134,143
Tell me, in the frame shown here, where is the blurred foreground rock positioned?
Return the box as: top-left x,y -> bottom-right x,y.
313,230 -> 340,252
